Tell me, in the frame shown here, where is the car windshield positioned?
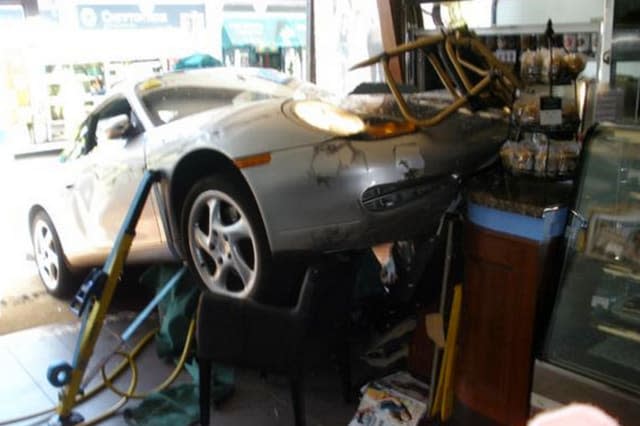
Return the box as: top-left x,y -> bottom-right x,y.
137,68 -> 304,126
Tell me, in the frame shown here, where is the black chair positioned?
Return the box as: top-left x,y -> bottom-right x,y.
196,264 -> 326,426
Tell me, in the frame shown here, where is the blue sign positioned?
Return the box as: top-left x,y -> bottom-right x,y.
77,4 -> 205,30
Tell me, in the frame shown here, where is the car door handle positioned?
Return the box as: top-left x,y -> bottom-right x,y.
65,183 -> 74,189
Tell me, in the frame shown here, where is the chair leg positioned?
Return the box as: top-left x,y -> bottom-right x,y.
199,357 -> 212,426
338,337 -> 353,403
290,375 -> 305,426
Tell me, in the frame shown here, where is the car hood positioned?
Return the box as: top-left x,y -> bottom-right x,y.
165,97 -> 336,157
156,91 -> 508,170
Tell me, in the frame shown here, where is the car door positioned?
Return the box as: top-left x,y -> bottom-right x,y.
62,95 -> 164,263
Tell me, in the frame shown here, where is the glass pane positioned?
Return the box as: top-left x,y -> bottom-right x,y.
544,124 -> 640,395
613,61 -> 640,124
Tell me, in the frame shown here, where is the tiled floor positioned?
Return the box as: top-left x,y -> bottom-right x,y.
0,313 -> 357,425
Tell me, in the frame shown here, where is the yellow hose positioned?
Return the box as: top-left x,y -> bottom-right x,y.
81,326 -> 158,401
0,318 -> 196,426
80,318 -> 196,425
101,319 -> 195,399
77,350 -> 139,426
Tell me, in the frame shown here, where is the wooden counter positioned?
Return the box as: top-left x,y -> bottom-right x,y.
453,175 -> 572,426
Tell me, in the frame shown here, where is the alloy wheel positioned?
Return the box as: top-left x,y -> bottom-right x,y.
33,219 -> 61,292
187,189 -> 258,297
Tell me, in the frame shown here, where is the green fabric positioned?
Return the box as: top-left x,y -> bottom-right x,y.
140,264 -> 200,361
123,264 -> 235,425
124,384 -> 200,426
123,379 -> 235,426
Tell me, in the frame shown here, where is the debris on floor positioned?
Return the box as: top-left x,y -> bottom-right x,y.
349,371 -> 429,426
360,318 -> 417,369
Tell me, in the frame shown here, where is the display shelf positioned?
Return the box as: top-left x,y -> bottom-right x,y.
501,20 -> 587,181
501,122 -> 581,180
601,263 -> 640,282
596,323 -> 640,344
544,123 -> 640,403
414,22 -> 601,38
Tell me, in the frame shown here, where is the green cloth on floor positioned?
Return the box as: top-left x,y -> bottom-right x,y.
123,384 -> 200,426
123,379 -> 236,426
140,264 -> 200,362
123,264 -> 235,425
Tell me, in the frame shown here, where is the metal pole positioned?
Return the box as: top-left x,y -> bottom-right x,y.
427,217 -> 455,415
307,0 -> 315,83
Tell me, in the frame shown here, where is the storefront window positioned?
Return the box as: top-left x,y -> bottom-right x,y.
2,1 -> 310,146
221,1 -> 308,80
314,0 -> 383,97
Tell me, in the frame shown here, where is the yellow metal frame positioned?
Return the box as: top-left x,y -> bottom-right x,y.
56,170 -> 161,419
350,29 -> 522,127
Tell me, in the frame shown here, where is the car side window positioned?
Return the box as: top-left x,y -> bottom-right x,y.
91,97 -> 144,152
59,120 -> 94,162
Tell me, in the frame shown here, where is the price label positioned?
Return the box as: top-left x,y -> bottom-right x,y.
539,96 -> 562,126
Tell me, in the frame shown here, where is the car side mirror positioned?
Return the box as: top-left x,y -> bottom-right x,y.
99,114 -> 131,140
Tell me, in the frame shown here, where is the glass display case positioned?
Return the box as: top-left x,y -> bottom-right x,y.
543,123 -> 640,398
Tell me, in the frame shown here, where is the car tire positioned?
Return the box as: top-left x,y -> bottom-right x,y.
31,211 -> 75,298
181,175 -> 271,299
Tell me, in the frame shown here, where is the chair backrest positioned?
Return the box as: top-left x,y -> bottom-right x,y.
196,262 -> 327,372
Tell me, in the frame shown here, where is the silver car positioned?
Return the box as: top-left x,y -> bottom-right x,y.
28,66 -> 507,299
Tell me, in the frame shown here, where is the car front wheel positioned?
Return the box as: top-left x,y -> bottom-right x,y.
31,211 -> 75,297
182,176 -> 270,298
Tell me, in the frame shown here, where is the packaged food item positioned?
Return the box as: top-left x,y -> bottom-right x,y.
500,140 -> 516,170
540,48 -> 565,83
562,52 -> 587,77
514,99 -> 540,124
531,133 -> 552,176
515,140 -> 535,173
520,50 -> 540,84
555,140 -> 581,176
539,48 -> 587,83
500,135 -> 581,179
501,138 -> 536,174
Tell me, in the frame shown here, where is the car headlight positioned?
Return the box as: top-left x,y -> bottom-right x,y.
292,100 -> 365,136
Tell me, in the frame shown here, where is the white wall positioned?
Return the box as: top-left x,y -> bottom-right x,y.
496,0 -> 604,25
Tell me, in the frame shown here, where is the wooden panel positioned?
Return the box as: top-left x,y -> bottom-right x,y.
376,0 -> 403,82
455,223 -> 545,426
408,307 -> 436,381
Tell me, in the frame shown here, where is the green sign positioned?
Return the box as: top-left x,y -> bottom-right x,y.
223,16 -> 307,51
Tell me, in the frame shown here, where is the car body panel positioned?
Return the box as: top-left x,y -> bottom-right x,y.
28,93 -> 172,268
27,67 -> 507,274
143,98 -> 338,253
240,108 -> 506,252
